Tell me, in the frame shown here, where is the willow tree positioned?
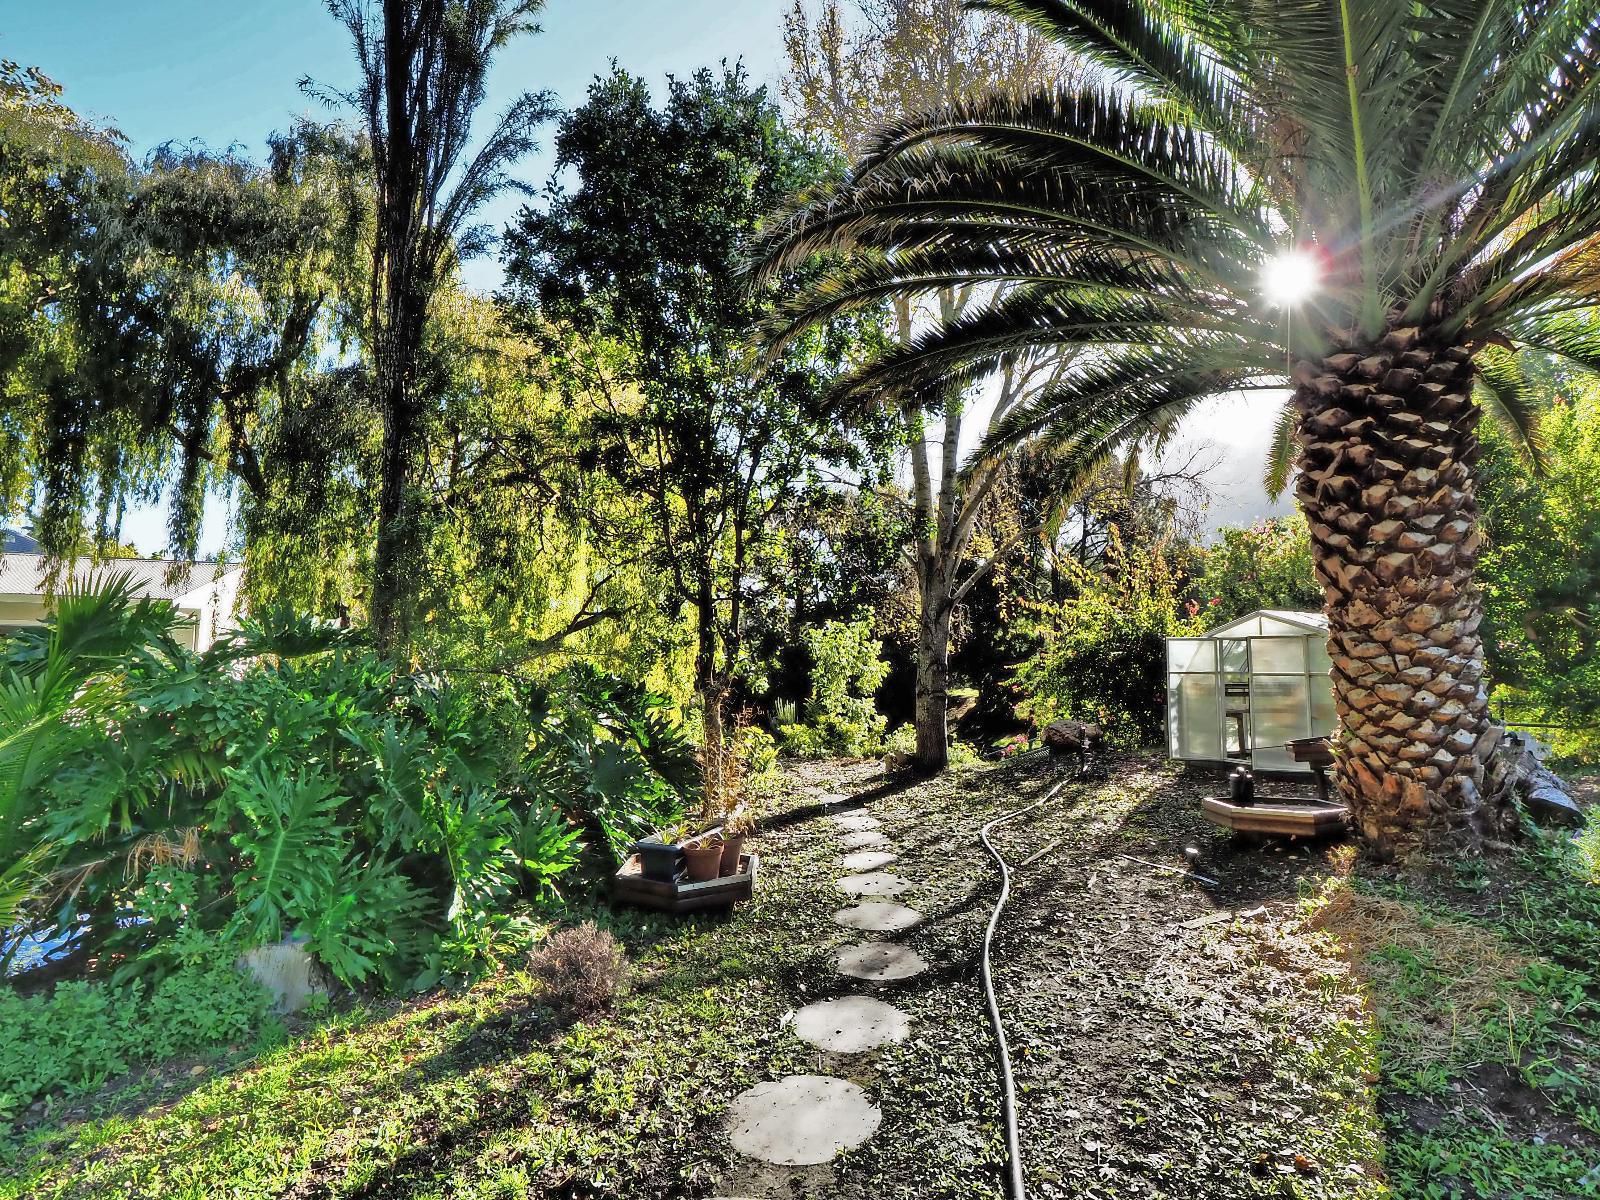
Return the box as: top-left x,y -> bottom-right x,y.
758,0 -> 1600,850
320,0 -> 553,651
2,72 -> 345,564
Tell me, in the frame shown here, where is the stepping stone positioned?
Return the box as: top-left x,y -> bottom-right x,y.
726,1075 -> 881,1165
837,871 -> 913,898
817,792 -> 851,805
830,813 -> 879,832
839,829 -> 890,850
841,850 -> 897,872
836,941 -> 928,982
832,902 -> 924,934
793,996 -> 911,1053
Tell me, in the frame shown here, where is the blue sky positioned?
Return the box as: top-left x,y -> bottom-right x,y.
6,0 -> 794,553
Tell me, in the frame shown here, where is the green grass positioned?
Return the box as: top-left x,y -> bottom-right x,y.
1,880 -> 827,1198
1310,821 -> 1600,1199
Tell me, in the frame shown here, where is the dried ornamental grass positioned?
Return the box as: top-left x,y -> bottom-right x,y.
530,921 -> 628,1018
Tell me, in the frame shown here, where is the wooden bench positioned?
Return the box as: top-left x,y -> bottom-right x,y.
1200,795 -> 1348,838
611,852 -> 759,914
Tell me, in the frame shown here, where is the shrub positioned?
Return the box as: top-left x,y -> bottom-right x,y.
777,721 -> 832,758
1,589 -> 697,995
529,921 -> 628,1018
0,939 -> 271,1121
1191,515 -> 1320,622
782,617 -> 889,756
1015,532 -> 1202,748
737,725 -> 779,778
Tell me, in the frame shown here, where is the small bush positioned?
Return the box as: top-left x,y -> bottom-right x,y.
530,922 -> 628,1018
737,725 -> 780,778
777,721 -> 832,758
781,618 -> 889,757
0,939 -> 270,1120
1015,531 -> 1202,747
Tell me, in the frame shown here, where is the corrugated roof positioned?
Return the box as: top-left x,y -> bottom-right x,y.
0,553 -> 238,604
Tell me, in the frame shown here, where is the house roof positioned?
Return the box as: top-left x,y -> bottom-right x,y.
0,553 -> 239,605
2,529 -> 41,553
1203,609 -> 1328,638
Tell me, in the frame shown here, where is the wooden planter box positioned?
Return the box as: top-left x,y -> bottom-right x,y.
611,852 -> 759,914
1201,795 -> 1349,838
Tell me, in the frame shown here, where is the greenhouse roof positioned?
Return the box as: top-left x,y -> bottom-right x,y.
1202,609 -> 1328,639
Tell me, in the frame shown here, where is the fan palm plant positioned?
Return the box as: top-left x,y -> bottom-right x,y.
754,0 -> 1600,849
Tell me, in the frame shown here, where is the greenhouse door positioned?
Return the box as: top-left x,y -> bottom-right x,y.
1220,638 -> 1251,760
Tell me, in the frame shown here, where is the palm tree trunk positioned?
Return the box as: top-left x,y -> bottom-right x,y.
1293,324 -> 1510,852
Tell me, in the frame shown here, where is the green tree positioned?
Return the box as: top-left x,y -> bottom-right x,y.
757,0 -> 1600,851
502,65 -> 883,753
1193,516 -> 1321,624
2,71 -> 341,563
1480,366 -> 1600,762
782,0 -> 1077,771
1015,529 -> 1202,747
318,0 -> 555,651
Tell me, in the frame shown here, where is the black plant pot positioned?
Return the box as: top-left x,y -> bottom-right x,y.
1229,767 -> 1256,806
634,839 -> 683,882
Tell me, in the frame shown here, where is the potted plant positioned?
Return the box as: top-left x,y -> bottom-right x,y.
719,805 -> 754,876
634,835 -> 684,882
682,832 -> 725,882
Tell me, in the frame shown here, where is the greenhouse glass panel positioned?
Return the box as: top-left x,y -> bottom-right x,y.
1167,639 -> 1215,673
1311,681 -> 1338,734
1171,673 -> 1221,759
1220,638 -> 1250,674
1253,675 -> 1310,749
1308,636 -> 1334,674
1251,635 -> 1307,675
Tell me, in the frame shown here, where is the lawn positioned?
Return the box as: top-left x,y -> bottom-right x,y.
4,756 -> 1598,1199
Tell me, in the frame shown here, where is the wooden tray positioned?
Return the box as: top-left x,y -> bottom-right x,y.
611,852 -> 759,914
1201,795 -> 1349,838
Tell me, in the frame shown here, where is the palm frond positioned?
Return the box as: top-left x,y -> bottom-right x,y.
1473,348 -> 1547,472
1264,399 -> 1299,501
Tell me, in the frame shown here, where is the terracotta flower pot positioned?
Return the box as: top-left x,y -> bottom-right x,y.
683,841 -> 724,882
718,834 -> 746,876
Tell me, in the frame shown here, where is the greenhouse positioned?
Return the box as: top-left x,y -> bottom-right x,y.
1167,610 -> 1337,774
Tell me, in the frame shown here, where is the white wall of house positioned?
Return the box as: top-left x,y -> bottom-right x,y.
0,558 -> 244,652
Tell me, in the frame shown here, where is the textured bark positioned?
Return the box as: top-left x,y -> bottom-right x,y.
913,595 -> 952,772
1292,324 -> 1512,852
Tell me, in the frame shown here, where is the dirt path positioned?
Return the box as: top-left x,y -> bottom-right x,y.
720,753 -> 1378,1200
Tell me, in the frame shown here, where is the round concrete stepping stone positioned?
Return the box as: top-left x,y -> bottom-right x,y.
829,813 -> 880,832
841,850 -> 897,872
726,1075 -> 881,1165
794,996 -> 911,1053
836,941 -> 928,982
817,791 -> 851,805
832,901 -> 924,934
837,871 -> 913,898
839,829 -> 890,850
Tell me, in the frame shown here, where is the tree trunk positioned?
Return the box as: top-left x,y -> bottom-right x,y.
1292,325 -> 1512,853
694,578 -> 727,818
369,372 -> 417,654
913,591 -> 952,772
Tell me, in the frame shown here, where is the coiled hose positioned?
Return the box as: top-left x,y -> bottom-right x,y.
978,779 -> 1068,1200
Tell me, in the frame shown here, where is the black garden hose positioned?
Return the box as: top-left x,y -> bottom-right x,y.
978,779 -> 1068,1200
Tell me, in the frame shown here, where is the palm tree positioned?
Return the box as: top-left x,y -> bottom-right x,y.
754,0 -> 1600,850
